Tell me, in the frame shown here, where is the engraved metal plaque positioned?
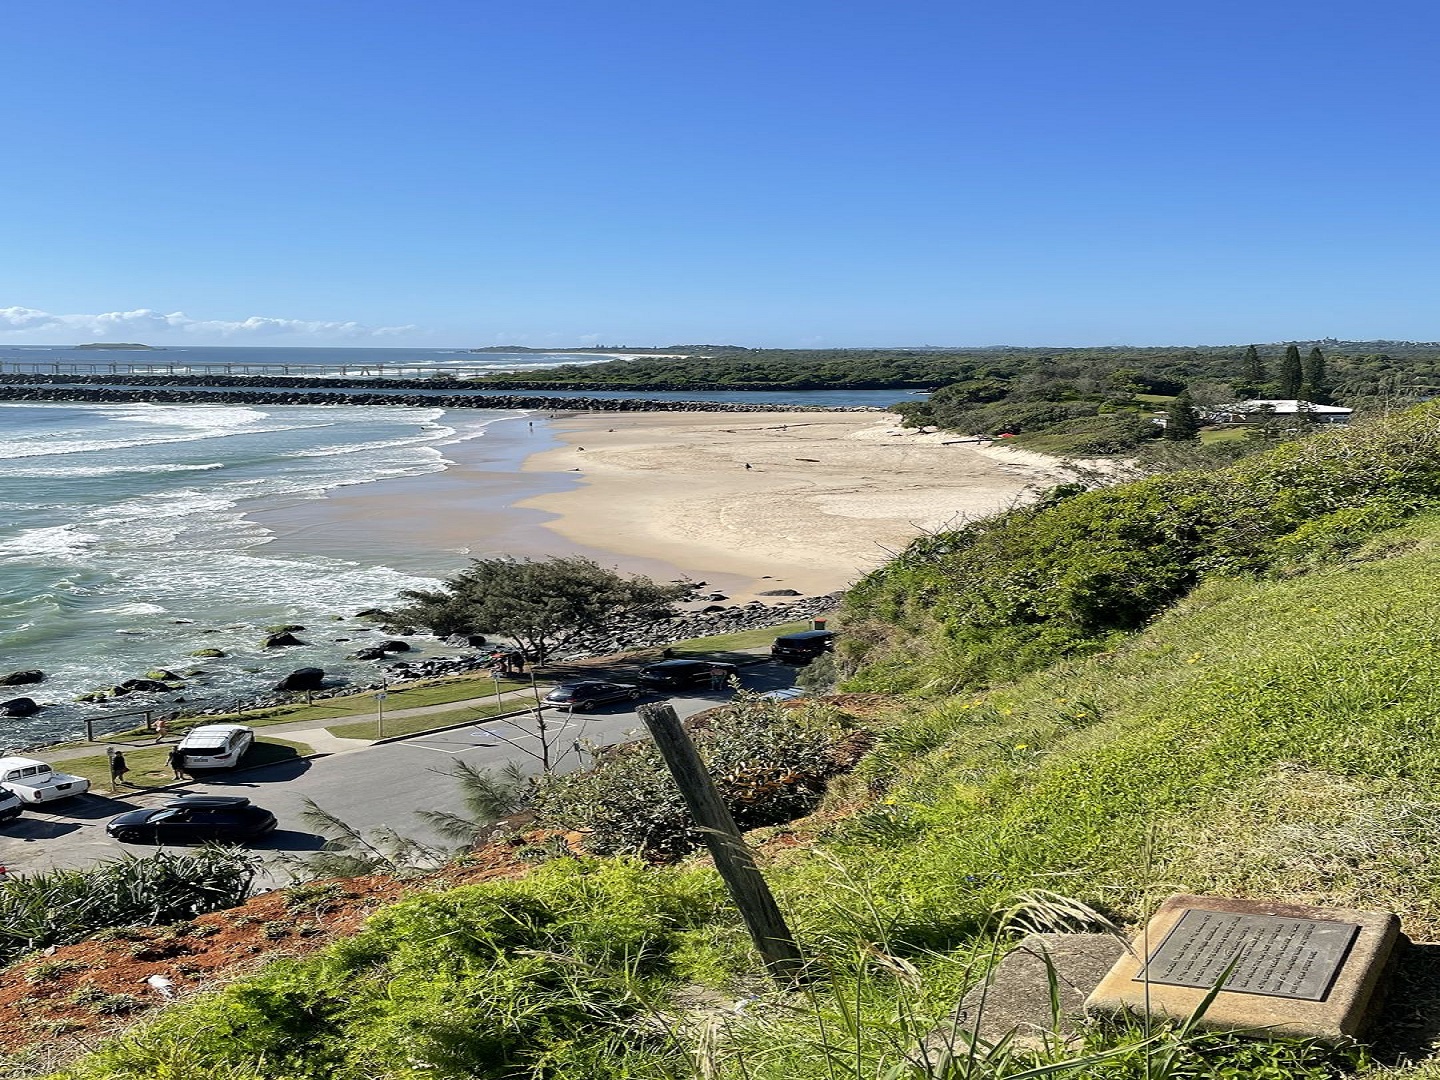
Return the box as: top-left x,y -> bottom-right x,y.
1133,909 -> 1360,1001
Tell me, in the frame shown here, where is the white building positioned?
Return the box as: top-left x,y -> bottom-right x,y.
1206,399 -> 1353,425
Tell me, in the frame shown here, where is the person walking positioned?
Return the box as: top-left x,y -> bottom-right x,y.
108,747 -> 129,788
166,745 -> 188,781
154,716 -> 171,742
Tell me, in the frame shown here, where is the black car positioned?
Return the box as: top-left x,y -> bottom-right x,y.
543,680 -> 641,711
638,659 -> 739,689
770,629 -> 835,664
107,795 -> 278,845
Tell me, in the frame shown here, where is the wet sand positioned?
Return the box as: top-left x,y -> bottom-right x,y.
246,410 -> 1071,603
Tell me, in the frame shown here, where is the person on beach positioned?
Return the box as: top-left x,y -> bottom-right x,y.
166,746 -> 188,781
108,747 -> 129,787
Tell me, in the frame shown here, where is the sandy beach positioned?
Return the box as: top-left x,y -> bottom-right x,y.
518,412 -> 1074,601
246,409 -> 1075,605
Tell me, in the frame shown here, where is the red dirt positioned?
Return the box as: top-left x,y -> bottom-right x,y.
0,846 -> 530,1062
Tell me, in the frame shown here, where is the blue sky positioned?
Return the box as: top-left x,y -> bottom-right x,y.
3,0 -> 1438,348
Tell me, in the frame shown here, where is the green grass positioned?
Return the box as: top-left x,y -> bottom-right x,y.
1199,426 -> 1248,443
92,676 -> 540,745
69,738 -> 312,792
51,526 -> 1440,1077
666,618 -> 826,653
325,696 -> 537,740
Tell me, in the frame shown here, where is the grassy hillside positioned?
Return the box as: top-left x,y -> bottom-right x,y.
38,409 -> 1440,1079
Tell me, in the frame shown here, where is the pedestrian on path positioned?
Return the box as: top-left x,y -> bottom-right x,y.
154,716 -> 171,742
107,747 -> 129,788
166,746 -> 188,781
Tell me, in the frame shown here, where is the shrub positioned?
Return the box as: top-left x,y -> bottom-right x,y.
0,848 -> 257,968
842,405 -> 1440,693
532,696 -> 853,860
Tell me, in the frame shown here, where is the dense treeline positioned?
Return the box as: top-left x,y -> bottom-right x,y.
461,342 -> 1440,394
456,343 -> 1440,455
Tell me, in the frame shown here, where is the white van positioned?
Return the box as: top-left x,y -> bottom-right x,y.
175,724 -> 255,770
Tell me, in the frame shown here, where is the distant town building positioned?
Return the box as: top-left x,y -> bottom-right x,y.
1205,399 -> 1353,425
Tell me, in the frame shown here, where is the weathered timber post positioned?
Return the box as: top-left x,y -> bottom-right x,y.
638,702 -> 806,986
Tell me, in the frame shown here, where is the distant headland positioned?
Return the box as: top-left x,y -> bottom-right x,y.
75,342 -> 161,350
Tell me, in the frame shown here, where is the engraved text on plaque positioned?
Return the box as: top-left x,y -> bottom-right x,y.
1133,909 -> 1360,1001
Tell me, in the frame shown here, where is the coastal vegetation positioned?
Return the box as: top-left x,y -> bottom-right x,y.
26,404 -> 1440,1078
387,556 -> 690,665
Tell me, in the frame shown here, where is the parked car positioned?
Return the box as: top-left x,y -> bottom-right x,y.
0,788 -> 22,823
0,757 -> 91,803
638,659 -> 738,689
106,795 -> 278,845
756,687 -> 808,702
770,629 -> 835,664
175,724 -> 255,770
543,681 -> 641,711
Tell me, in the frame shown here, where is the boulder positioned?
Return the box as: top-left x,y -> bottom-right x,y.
0,670 -> 44,686
190,648 -> 226,658
377,639 -> 411,653
354,608 -> 389,620
758,589 -> 802,596
261,632 -> 307,648
274,667 -> 325,693
144,669 -> 182,682
700,604 -> 728,613
351,647 -> 389,661
0,698 -> 40,717
445,634 -> 488,647
117,678 -> 176,693
265,623 -> 306,634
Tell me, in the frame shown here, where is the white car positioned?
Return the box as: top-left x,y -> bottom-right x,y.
0,757 -> 91,803
175,724 -> 255,770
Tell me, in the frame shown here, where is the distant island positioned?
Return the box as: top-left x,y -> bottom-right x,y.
75,342 -> 160,350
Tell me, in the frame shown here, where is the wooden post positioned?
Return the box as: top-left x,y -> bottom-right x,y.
638,703 -> 806,986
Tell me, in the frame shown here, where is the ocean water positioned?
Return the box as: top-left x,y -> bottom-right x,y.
0,346 -> 915,746
0,400 -> 521,746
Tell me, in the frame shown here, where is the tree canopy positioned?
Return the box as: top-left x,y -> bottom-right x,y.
388,556 -> 688,664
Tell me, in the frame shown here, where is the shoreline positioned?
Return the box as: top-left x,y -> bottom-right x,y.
246,409 -> 1073,607
519,411 -> 1073,600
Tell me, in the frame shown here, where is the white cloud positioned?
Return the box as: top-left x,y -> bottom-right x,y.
0,306 -> 417,342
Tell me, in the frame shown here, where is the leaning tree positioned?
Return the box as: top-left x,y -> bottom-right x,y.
387,555 -> 689,665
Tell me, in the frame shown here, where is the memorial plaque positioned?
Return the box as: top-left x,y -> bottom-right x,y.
1134,909 -> 1359,1001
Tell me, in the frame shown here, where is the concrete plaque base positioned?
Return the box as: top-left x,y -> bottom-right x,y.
1086,895 -> 1401,1041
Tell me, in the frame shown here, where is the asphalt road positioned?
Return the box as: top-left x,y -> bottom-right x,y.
0,662 -> 804,886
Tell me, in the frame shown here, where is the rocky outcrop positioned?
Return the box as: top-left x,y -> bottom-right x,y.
274,668 -> 325,692
0,698 -> 40,717
116,679 -> 177,693
376,640 -> 410,653
190,648 -> 226,658
261,632 -> 307,648
144,669 -> 182,681
0,670 -> 44,686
